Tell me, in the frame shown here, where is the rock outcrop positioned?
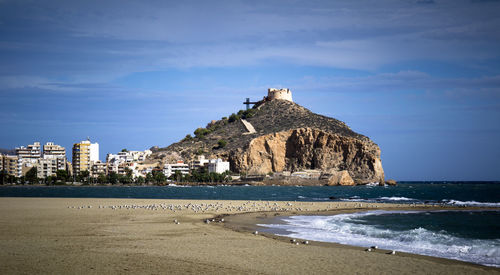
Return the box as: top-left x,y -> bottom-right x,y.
228,128 -> 384,185
385,179 -> 397,186
150,99 -> 385,185
326,170 -> 355,186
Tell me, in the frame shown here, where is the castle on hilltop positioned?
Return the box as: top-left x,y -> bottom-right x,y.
244,88 -> 293,110
267,88 -> 293,102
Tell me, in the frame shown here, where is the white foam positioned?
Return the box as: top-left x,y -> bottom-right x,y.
378,196 -> 413,201
443,200 -> 500,207
339,199 -> 366,202
166,184 -> 191,188
259,211 -> 500,267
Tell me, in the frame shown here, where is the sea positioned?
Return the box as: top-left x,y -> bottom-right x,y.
1,181 -> 499,267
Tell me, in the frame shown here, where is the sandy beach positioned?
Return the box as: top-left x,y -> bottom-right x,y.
0,197 -> 498,274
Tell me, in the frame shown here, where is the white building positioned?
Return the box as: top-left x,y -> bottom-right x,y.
106,150 -> 152,164
106,152 -> 132,164
89,142 -> 99,162
129,150 -> 152,162
16,142 -> 41,163
164,161 -> 190,178
43,142 -> 65,157
189,155 -> 209,170
208,159 -> 230,174
42,142 -> 66,172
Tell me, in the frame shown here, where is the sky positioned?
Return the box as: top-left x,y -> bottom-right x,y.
0,0 -> 499,181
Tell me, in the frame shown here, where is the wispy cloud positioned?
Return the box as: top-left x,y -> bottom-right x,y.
1,0 -> 499,80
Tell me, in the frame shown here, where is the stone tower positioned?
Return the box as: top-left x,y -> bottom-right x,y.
267,88 -> 293,102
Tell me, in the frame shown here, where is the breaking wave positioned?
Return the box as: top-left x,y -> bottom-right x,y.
259,210 -> 500,267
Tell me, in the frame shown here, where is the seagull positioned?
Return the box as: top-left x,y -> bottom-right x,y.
253,231 -> 258,235
389,250 -> 396,255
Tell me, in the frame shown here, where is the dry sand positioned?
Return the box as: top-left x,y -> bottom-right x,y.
0,197 -> 498,274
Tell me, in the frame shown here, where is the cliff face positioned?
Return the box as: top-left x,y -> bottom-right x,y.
229,128 -> 384,185
151,100 -> 385,185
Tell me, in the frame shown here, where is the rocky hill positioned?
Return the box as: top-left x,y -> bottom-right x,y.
150,100 -> 385,185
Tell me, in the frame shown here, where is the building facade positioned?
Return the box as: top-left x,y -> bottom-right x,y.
1,154 -> 22,178
42,142 -> 66,172
43,142 -> 65,157
72,140 -> 99,176
16,142 -> 41,162
37,158 -> 59,178
164,161 -> 190,178
89,143 -> 99,162
208,159 -> 230,174
189,155 -> 209,171
90,161 -> 107,177
106,150 -> 152,164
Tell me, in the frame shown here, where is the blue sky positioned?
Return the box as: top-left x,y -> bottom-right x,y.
1,0 -> 499,180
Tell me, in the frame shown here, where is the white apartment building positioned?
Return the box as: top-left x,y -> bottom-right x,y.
189,155 -> 209,170
89,142 -> 99,162
43,142 -> 65,157
106,150 -> 152,164
164,161 -> 190,178
16,142 -> 41,162
208,159 -> 230,174
42,142 -> 66,172
106,152 -> 133,164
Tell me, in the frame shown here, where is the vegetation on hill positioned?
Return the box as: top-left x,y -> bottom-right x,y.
151,100 -> 366,161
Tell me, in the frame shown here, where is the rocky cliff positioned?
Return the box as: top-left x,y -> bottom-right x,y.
150,100 -> 385,185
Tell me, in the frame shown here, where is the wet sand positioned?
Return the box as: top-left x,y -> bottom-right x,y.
0,197 -> 498,274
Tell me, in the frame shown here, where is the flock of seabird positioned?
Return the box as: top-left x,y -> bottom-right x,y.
67,201 -> 384,213
66,201 -> 397,255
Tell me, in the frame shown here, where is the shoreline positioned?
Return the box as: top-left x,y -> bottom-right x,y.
0,197 -> 498,274
220,207 -> 500,269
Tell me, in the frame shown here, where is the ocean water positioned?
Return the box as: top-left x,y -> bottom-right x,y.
0,181 -> 498,206
258,210 -> 500,267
